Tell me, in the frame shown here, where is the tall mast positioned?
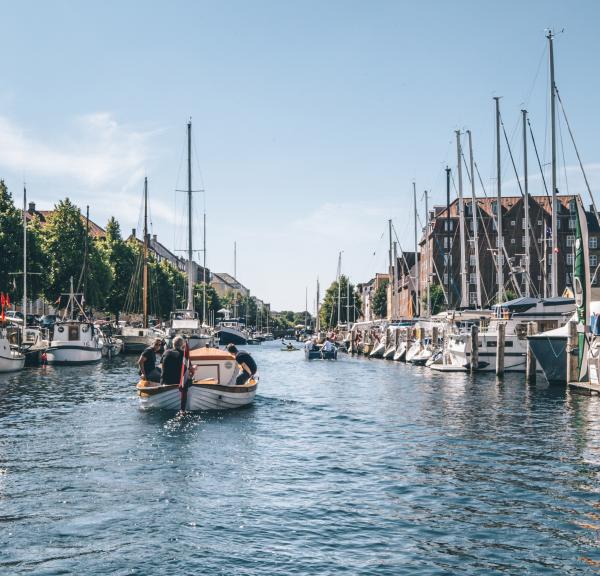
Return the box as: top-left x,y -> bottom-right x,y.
186,120 -> 194,311
456,131 -> 468,308
203,211 -> 207,323
305,286 -> 308,330
445,167 -> 451,308
143,177 -> 149,329
233,241 -> 237,317
413,181 -> 420,317
346,274 -> 350,325
22,186 -> 27,341
494,96 -> 504,303
84,205 -> 89,305
337,251 -> 342,326
393,241 -> 398,320
316,278 -> 320,332
522,110 -> 530,297
548,30 -> 558,297
388,219 -> 393,320
424,190 -> 431,316
467,130 -> 482,308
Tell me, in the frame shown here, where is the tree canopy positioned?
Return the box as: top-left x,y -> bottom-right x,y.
319,275 -> 361,328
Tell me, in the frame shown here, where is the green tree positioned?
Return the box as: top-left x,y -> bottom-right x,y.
319,275 -> 361,328
42,198 -> 111,308
26,216 -> 49,302
101,217 -> 137,318
425,283 -> 446,315
0,181 -> 22,297
371,278 -> 389,319
193,282 -> 221,322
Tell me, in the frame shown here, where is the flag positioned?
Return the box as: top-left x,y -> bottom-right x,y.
179,341 -> 191,412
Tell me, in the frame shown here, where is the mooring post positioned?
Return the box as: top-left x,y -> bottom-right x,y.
526,321 -> 537,383
470,324 -> 479,372
496,322 -> 505,376
567,320 -> 578,384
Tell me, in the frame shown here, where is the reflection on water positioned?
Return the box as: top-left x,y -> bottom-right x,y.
1,344 -> 600,574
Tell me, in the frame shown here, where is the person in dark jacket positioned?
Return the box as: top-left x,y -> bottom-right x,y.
138,338 -> 163,381
161,336 -> 185,385
227,344 -> 257,385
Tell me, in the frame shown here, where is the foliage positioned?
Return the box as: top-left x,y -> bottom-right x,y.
371,278 -> 389,319
42,198 -> 112,308
193,282 -> 221,322
319,275 -> 362,328
0,181 -> 23,297
421,283 -> 447,315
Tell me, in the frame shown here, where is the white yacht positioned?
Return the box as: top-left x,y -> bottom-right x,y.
216,310 -> 248,345
0,327 -> 25,372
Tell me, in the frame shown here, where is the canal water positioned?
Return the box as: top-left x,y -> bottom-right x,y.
1,341 -> 600,575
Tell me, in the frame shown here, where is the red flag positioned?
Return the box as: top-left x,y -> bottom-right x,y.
0,293 -> 5,308
179,341 -> 190,412
6,294 -> 10,307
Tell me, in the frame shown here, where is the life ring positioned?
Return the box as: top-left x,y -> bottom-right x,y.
57,326 -> 64,333
81,324 -> 89,333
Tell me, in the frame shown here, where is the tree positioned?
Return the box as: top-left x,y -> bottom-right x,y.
0,181 -> 22,297
42,198 -> 111,308
425,283 -> 446,315
101,217 -> 137,318
319,275 -> 361,328
193,282 -> 221,322
371,278 -> 389,319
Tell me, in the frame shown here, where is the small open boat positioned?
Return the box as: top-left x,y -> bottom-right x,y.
280,346 -> 299,351
136,347 -> 257,411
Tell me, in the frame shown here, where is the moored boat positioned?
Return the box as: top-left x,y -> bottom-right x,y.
0,328 -> 25,372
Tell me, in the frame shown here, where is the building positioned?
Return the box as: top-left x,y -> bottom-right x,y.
211,272 -> 250,299
357,273 -> 389,321
390,194 -> 600,317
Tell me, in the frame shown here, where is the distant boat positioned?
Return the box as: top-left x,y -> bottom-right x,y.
216,309 -> 248,345
137,347 -> 257,410
0,326 -> 25,372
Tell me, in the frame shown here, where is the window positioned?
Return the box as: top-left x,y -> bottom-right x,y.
492,202 -> 498,214
567,253 -> 574,266
566,235 -> 575,247
522,235 -> 526,247
511,220 -> 515,226
470,255 -> 477,266
511,238 -> 516,245
444,221 -> 453,231
469,273 -> 477,284
591,255 -> 598,268
569,218 -> 576,229
465,203 -> 473,217
566,273 -> 571,285
443,274 -> 448,285
538,220 -> 543,226
569,199 -> 577,214
590,237 -> 598,249
469,292 -> 478,305
557,219 -> 561,229
498,254 -> 504,266
522,218 -> 527,229
443,237 -> 449,249
492,219 -> 497,231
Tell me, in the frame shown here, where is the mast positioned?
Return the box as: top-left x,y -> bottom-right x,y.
548,30 -> 558,297
467,130 -> 482,308
143,177 -> 149,329
393,241 -> 398,320
456,131 -> 468,308
203,211 -> 207,324
84,205 -> 89,305
522,110 -> 530,297
494,96 -> 504,303
445,167 -> 451,308
186,120 -> 194,311
316,278 -> 320,332
424,190 -> 431,317
233,241 -> 237,318
22,186 -> 27,341
413,181 -> 420,317
388,219 -> 393,320
337,251 -> 342,326
305,286 -> 308,330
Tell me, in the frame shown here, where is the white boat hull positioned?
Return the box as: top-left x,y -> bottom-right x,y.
0,351 -> 25,372
138,381 -> 256,411
46,345 -> 102,365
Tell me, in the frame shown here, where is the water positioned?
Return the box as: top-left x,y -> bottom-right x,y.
1,342 -> 600,575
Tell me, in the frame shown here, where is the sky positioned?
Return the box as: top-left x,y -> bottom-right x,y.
1,0 -> 600,310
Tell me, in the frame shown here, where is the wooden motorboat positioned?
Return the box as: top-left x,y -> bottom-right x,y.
136,348 -> 257,411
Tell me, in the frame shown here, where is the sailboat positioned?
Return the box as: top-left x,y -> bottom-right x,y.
168,120 -> 215,350
120,177 -> 162,354
0,293 -> 25,372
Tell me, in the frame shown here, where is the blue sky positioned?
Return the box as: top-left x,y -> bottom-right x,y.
1,0 -> 599,310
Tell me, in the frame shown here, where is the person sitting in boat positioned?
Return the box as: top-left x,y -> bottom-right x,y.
321,338 -> 336,354
160,336 -> 185,386
227,344 -> 257,386
138,338 -> 163,382
305,338 -> 315,352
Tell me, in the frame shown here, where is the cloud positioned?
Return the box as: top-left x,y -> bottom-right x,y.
0,113 -> 156,189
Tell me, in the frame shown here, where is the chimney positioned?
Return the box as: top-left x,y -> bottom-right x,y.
132,228 -> 136,238
28,201 -> 35,213
152,234 -> 157,242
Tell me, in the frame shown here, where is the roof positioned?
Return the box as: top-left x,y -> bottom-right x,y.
24,207 -> 106,238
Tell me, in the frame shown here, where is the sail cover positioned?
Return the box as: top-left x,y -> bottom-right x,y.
575,196 -> 591,382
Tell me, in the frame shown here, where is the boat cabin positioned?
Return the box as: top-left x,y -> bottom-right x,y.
189,348 -> 239,386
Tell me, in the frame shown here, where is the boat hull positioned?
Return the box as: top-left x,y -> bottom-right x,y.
527,335 -> 567,383
137,380 -> 256,411
0,351 -> 25,372
305,348 -> 337,360
217,327 -> 247,345
46,345 -> 102,365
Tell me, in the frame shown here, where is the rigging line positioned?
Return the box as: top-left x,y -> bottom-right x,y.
557,101 -> 569,195
527,118 -> 550,198
555,87 -> 600,221
523,43 -> 548,109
